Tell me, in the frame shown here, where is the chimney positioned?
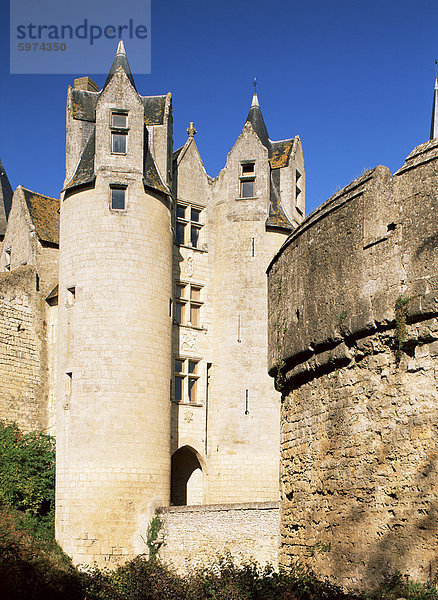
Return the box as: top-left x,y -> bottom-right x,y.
74,76 -> 99,92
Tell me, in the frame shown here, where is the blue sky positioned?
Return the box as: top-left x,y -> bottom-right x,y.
1,0 -> 438,216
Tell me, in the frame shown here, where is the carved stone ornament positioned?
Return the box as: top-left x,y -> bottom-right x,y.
181,329 -> 198,351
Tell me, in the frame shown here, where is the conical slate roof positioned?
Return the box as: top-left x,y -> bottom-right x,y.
0,158 -> 13,237
245,92 -> 270,149
103,40 -> 136,91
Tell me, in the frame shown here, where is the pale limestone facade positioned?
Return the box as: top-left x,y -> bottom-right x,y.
0,44 -> 304,568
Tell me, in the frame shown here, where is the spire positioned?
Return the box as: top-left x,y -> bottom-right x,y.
251,76 -> 259,107
430,76 -> 438,140
245,81 -> 269,149
116,40 -> 126,56
251,92 -> 259,108
103,40 -> 136,91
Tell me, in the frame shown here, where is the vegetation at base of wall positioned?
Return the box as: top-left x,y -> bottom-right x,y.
2,538 -> 438,600
0,421 -> 56,542
1,421 -> 438,600
146,511 -> 164,559
364,572 -> 438,600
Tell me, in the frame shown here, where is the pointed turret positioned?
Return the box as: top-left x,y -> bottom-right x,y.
430,78 -> 438,140
245,91 -> 269,149
0,158 -> 13,237
103,40 -> 136,91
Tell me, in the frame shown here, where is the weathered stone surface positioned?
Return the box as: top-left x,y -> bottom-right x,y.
268,139 -> 438,589
158,502 -> 279,571
0,266 -> 50,432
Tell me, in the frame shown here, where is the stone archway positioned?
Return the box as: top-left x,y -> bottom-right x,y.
171,445 -> 203,506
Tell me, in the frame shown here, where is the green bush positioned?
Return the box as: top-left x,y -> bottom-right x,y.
0,421 -> 55,523
0,502 -> 84,600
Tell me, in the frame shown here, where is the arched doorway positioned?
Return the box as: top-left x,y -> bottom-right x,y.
171,446 -> 203,506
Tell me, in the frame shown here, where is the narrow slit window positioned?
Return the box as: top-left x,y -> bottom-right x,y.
66,286 -> 76,306
65,372 -> 72,395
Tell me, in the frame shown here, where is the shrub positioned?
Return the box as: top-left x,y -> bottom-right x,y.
0,422 -> 55,523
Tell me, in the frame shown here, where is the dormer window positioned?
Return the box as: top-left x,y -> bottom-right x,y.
111,111 -> 128,154
112,132 -> 127,154
240,162 -> 255,198
111,112 -> 128,128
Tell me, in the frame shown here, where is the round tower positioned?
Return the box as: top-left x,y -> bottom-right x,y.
56,44 -> 173,566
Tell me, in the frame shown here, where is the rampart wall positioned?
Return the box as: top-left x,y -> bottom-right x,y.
158,502 -> 279,571
267,139 -> 438,589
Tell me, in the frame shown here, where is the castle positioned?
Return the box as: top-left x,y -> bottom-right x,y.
0,42 -> 437,588
0,42 -> 304,567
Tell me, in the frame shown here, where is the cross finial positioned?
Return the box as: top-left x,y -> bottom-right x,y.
253,77 -> 257,92
187,122 -> 197,137
434,59 -> 438,78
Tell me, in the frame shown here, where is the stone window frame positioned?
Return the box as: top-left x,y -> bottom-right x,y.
110,110 -> 129,155
109,184 -> 128,212
174,281 -> 203,328
239,160 -> 256,198
175,201 -> 204,249
173,357 -> 200,404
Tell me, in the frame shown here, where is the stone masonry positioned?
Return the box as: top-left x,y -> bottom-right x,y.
268,139 -> 438,589
159,502 -> 279,572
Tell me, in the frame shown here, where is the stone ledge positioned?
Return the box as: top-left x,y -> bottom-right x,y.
159,501 -> 279,514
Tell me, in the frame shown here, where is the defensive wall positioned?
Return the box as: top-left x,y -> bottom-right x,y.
158,502 -> 279,571
267,139 -> 438,589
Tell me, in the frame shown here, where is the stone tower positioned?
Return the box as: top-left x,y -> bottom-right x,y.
168,90 -> 305,508
56,42 -> 174,566
205,92 -> 304,502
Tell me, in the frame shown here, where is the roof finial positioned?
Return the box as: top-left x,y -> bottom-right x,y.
116,39 -> 126,56
187,122 -> 197,137
251,76 -> 259,108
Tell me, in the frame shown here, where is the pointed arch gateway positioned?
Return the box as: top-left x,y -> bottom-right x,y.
171,445 -> 204,506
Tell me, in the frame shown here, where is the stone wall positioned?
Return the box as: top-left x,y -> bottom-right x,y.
158,502 -> 279,571
268,139 -> 438,589
0,266 -> 49,431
